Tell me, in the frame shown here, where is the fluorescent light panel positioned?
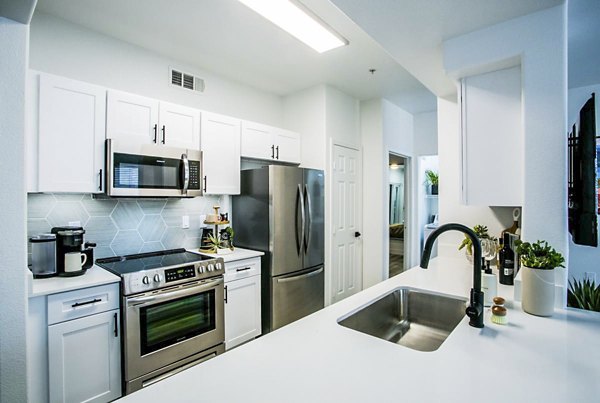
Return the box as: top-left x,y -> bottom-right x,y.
238,0 -> 348,53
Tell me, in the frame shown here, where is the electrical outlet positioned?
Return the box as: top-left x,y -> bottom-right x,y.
68,221 -> 81,227
584,272 -> 596,283
182,215 -> 189,229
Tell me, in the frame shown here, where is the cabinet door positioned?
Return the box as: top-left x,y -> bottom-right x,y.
159,102 -> 200,150
38,74 -> 106,193
274,128 -> 301,164
461,66 -> 522,206
224,275 -> 261,350
48,310 -> 121,403
106,90 -> 159,145
241,121 -> 274,160
201,112 -> 241,194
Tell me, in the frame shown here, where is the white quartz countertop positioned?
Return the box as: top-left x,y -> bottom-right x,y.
28,265 -> 120,297
188,247 -> 264,262
117,257 -> 600,403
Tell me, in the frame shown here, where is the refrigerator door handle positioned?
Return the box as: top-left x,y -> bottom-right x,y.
276,267 -> 323,283
303,184 -> 312,254
296,184 -> 305,255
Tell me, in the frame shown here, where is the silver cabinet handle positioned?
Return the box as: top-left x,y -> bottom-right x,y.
153,124 -> 158,143
98,169 -> 103,191
161,125 -> 166,144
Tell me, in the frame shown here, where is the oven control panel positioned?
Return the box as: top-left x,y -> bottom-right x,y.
165,265 -> 196,283
124,258 -> 225,295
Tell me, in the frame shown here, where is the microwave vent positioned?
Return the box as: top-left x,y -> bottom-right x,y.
170,68 -> 204,93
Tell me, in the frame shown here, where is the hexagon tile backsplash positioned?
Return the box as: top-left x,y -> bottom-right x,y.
27,193 -> 222,260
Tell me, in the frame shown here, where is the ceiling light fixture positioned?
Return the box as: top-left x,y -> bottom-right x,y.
237,0 -> 348,53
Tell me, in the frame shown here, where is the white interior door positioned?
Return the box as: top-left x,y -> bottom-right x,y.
331,145 -> 362,303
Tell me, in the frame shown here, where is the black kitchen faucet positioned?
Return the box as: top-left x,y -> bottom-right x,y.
420,223 -> 484,328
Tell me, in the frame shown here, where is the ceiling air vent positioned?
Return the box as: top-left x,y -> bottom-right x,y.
170,68 -> 205,93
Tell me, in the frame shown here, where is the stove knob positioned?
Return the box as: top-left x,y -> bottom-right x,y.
153,274 -> 161,283
215,262 -> 223,271
207,264 -> 214,272
142,276 -> 149,285
197,265 -> 204,274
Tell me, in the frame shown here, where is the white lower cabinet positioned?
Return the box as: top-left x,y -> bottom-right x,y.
47,284 -> 121,403
224,257 -> 261,350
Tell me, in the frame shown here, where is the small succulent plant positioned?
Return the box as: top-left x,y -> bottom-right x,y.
514,240 -> 565,270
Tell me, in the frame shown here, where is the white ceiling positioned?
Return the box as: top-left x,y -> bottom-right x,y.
34,0 -> 579,112
330,0 -> 564,97
34,0 -> 437,113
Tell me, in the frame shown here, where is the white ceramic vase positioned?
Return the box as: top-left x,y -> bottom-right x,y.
521,265 -> 555,317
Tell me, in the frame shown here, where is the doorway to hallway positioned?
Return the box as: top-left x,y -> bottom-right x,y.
389,153 -> 408,278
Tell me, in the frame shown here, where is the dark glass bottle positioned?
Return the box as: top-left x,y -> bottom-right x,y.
499,233 -> 515,285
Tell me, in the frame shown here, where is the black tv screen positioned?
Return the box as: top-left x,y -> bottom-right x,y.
568,93 -> 598,247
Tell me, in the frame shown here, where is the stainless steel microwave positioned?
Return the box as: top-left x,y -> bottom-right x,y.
106,139 -> 203,197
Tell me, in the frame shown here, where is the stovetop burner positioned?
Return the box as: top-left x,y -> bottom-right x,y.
96,248 -> 211,275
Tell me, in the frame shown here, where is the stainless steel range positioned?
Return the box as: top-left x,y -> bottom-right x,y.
96,248 -> 225,394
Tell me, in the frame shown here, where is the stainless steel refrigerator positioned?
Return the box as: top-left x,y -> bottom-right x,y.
232,166 -> 324,333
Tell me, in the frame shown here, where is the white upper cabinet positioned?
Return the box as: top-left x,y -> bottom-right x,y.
107,91 -> 200,150
241,121 -> 273,160
38,73 -> 106,193
106,91 -> 159,145
201,112 -> 241,195
460,66 -> 523,206
274,128 -> 301,165
159,101 -> 200,149
241,121 -> 301,164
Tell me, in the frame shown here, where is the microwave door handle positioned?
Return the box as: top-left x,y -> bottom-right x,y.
181,153 -> 190,195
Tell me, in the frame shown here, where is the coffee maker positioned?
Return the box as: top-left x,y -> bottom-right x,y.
51,226 -> 95,277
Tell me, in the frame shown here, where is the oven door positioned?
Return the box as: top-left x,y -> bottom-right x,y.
123,277 -> 224,381
106,138 -> 202,197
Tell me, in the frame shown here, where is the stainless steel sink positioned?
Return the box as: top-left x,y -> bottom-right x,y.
338,287 -> 467,352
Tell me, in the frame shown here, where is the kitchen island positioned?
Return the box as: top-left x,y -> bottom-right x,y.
117,257 -> 600,403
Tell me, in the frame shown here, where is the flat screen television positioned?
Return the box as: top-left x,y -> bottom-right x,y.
568,93 -> 598,247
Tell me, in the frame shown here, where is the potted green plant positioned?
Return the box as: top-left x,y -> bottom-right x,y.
567,277 -> 600,312
458,224 -> 495,262
424,170 -> 439,195
515,240 -> 565,317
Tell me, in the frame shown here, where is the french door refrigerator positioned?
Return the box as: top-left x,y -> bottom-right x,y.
232,166 -> 324,333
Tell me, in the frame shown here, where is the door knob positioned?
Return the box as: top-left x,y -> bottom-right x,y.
354,231 -> 361,238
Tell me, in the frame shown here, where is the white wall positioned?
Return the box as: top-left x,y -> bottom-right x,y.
442,5 -> 568,301
361,99 -> 385,288
325,86 -> 361,148
283,85 -> 326,170
30,13 -> 283,126
360,99 -> 417,288
567,83 -> 600,281
0,16 -> 29,402
413,111 -> 438,156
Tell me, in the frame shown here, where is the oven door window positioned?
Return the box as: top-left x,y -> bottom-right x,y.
139,290 -> 216,355
113,152 -> 182,189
